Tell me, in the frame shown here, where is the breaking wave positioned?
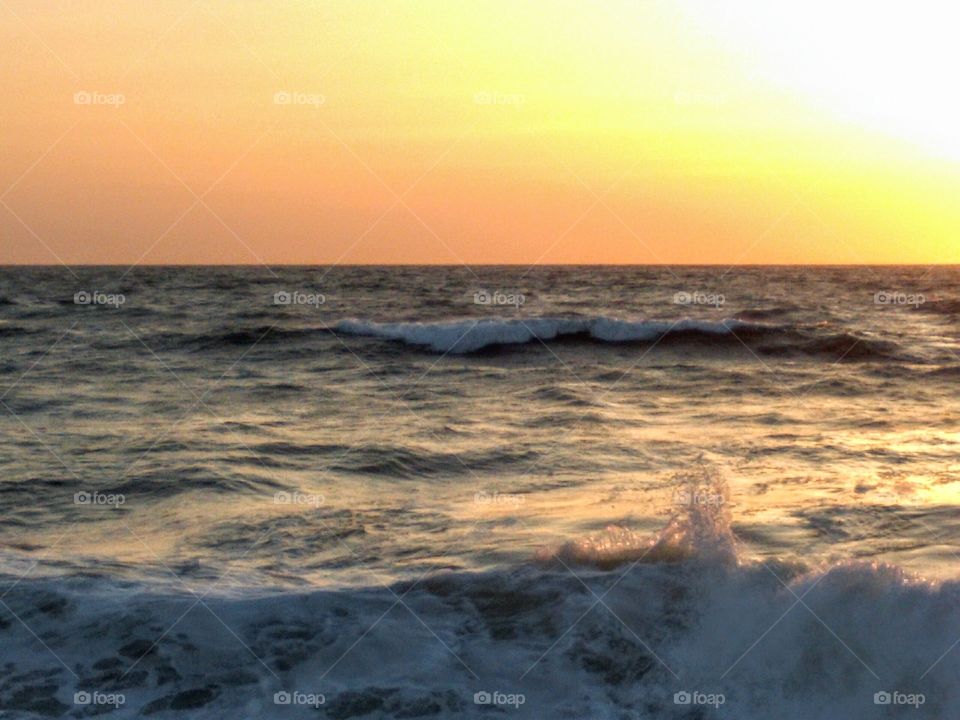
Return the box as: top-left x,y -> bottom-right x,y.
1,470 -> 956,718
334,316 -> 905,361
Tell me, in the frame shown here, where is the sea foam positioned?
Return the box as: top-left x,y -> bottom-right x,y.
335,316 -> 747,353
2,470 -> 954,718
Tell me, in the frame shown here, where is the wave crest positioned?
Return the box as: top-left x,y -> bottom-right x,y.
334,316 -> 903,361
335,316 -> 744,353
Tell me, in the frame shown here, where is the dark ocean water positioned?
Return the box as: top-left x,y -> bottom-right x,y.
0,265 -> 958,718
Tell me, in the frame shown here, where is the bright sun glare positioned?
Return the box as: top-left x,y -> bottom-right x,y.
689,0 -> 960,159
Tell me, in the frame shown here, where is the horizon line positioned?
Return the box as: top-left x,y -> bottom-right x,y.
2,262 -> 958,269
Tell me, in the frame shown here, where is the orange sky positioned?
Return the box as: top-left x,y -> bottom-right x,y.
1,0 -> 958,265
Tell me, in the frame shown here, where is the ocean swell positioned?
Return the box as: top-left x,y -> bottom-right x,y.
334,316 -> 904,361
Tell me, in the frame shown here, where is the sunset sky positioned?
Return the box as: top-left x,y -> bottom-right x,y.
1,0 -> 958,265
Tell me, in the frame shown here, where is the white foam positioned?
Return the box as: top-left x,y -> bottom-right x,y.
3,470 -> 950,718
335,316 -> 746,353
3,556 -> 955,718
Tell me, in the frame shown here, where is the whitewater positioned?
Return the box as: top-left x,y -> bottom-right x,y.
1,265 -> 958,717
1,471 -> 956,718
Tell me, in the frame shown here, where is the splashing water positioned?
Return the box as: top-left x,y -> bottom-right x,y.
540,465 -> 736,569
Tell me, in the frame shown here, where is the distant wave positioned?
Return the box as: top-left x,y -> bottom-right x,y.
335,316 -> 750,353
334,316 -> 904,361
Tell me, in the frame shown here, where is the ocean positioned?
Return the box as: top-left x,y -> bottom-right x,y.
0,265 -> 958,718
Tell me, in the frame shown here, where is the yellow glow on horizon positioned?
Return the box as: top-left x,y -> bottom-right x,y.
0,0 -> 957,265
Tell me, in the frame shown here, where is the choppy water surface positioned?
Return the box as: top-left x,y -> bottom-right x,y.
0,265 -> 958,718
